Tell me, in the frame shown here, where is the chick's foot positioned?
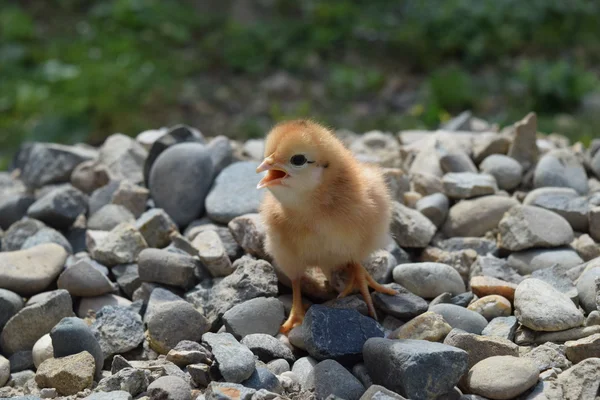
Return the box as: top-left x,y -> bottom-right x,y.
280,278 -> 305,334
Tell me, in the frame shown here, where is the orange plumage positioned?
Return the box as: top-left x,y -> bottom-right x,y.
256,120 -> 396,333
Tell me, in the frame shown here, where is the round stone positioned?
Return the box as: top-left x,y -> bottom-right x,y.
0,288 -> 23,331
534,149 -> 588,194
32,334 -> 54,369
57,260 -> 115,297
222,297 -> 285,339
467,295 -> 512,321
393,263 -> 465,299
428,304 -> 489,334
442,195 -> 519,237
479,154 -> 523,191
87,204 -> 135,231
466,356 -> 539,400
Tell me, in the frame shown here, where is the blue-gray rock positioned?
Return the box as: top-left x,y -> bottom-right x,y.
436,237 -> 498,256
222,297 -> 285,339
266,359 -> 290,375
149,142 -> 214,227
112,264 -> 141,299
91,305 -> 144,359
416,193 -> 449,227
507,248 -> 583,275
531,264 -> 578,302
50,317 -> 104,380
0,194 -> 36,230
135,208 -> 177,248
534,149 -> 589,194
89,180 -> 120,215
393,263 -> 466,299
2,218 -> 46,251
207,136 -> 233,177
21,227 -> 73,254
88,204 -> 135,231
482,316 -> 518,341
147,375 -> 191,400
291,356 -> 317,388
9,351 -> 33,372
479,154 -> 523,191
241,334 -> 295,363
205,161 -> 263,224
242,367 -> 282,393
83,391 -> 132,400
303,305 -> 385,364
138,248 -> 199,289
389,202 -> 437,248
57,260 -> 114,297
372,283 -> 428,320
143,124 -> 205,182
306,359 -> 365,400
442,172 -> 498,199
576,266 -> 600,313
202,332 -> 255,383
428,304 -> 488,334
143,287 -> 184,323
0,289 -> 74,355
363,338 -> 468,400
450,292 -> 475,308
524,187 -> 589,232
470,255 -> 523,285
0,289 -> 23,331
96,367 -> 149,396
166,340 -> 212,367
27,185 -> 88,230
19,143 -> 97,189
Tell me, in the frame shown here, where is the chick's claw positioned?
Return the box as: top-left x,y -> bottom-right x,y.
280,310 -> 304,334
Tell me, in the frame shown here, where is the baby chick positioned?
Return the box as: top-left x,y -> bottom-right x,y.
256,120 -> 397,333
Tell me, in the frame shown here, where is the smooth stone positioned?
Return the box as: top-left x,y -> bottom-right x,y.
304,359 -> 365,400
192,229 -> 234,277
0,290 -> 74,355
202,332 -> 255,383
88,180 -> 120,215
32,334 -> 54,369
572,234 -> 600,261
35,351 -> 95,396
20,143 -> 97,189
206,161 -> 263,224
2,217 -> 46,251
303,305 -> 384,364
222,297 -> 285,339
389,202 -> 437,248
70,160 -> 110,195
442,196 -> 519,237
470,276 -> 517,302
466,356 -> 538,400
372,283 -> 428,320
91,305 -> 144,359
507,248 -> 583,275
207,136 -> 234,177
266,359 -> 289,375
98,133 -> 148,184
112,264 -> 141,298
591,206 -> 600,242
479,155 -> 523,191
442,172 -> 498,199
27,185 -> 88,230
227,213 -> 268,260
524,188 -> 589,231
0,289 -> 23,331
8,351 -> 34,373
438,148 -> 478,174
428,304 -> 488,335
50,317 -> 104,380
507,112 -> 538,170
0,244 -> 67,297
57,260 -> 115,297
0,355 -> 9,387
534,149 -> 589,194
88,223 -> 147,266
240,334 -> 295,364
443,329 -> 518,373
147,301 -> 210,354
416,193 -> 449,227
531,265 -> 578,303
77,294 -> 132,318
467,295 -> 512,321
514,278 -> 584,331
411,172 -> 444,196
135,208 -> 177,249
84,391 -> 132,400
393,263 -> 465,299
498,205 -> 574,251
138,248 -> 199,289
241,367 -> 282,393
389,311 -> 452,342
0,194 -> 36,230
149,142 -> 214,226
472,133 -> 511,165
450,291 -> 475,307
363,338 -> 468,400
576,265 -> 600,313
87,204 -> 135,231
166,340 -> 212,367
21,227 -> 72,254
143,287 -> 184,323
147,375 -> 191,400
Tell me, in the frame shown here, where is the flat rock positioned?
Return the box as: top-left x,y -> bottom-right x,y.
57,259 -> 115,297
0,289 -> 74,354
306,359 -> 365,400
428,304 -> 488,335
241,367 -> 282,393
146,376 -> 191,400
50,317 -> 104,380
206,161 -> 264,224
303,305 -> 384,364
514,278 -> 584,332
241,334 -> 295,363
112,264 -> 141,298
466,356 -> 538,400
393,263 -> 465,299
389,311 -> 452,342
98,133 -> 148,184
467,295 -> 512,320
507,248 -> 583,275
202,332 -> 255,383
443,329 -> 518,373
91,305 -> 144,359
481,316 -> 518,341
149,142 -> 214,226
35,351 -> 95,396
77,294 -> 132,318
507,112 -> 538,170
138,248 -> 199,289
534,149 -> 589,194
479,154 -> 523,191
27,185 -> 88,230
0,194 -> 36,230
416,193 -> 449,227
166,340 -> 212,367
192,229 -> 233,277
84,391 -> 132,400
531,264 -> 578,303
442,172 -> 498,199
0,289 -> 23,331
205,382 -> 256,400
470,276 -> 517,302
524,188 -> 589,231
21,227 -> 72,254
2,217 -> 46,251
222,297 -> 285,339
442,196 -> 519,237
498,205 -> 574,251
135,208 -> 177,249
470,255 -> 523,284
372,283 -> 428,320
364,338 -> 468,400
88,223 -> 147,266
390,202 -> 436,248
87,204 -> 135,231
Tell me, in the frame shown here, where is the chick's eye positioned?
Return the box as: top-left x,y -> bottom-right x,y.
290,154 -> 307,166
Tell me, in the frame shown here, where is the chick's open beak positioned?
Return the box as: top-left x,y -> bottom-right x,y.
256,156 -> 289,189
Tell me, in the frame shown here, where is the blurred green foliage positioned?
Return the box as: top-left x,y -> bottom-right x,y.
1,0 -> 599,168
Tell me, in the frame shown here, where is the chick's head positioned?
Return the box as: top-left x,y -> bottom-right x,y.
256,120 -> 344,206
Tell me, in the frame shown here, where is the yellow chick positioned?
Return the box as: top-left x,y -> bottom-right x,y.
256,120 -> 397,333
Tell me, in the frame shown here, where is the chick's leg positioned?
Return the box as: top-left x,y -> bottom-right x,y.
280,278 -> 304,334
338,262 -> 397,318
